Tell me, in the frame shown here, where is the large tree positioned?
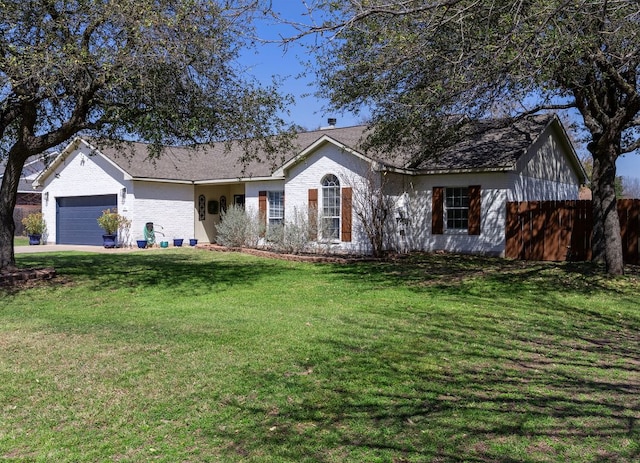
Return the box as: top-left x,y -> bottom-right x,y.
289,0 -> 640,274
0,0 -> 290,271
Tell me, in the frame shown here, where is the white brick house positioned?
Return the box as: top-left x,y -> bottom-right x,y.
34,114 -> 586,255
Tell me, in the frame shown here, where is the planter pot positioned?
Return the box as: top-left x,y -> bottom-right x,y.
136,240 -> 148,249
28,234 -> 42,246
173,238 -> 184,247
189,238 -> 198,246
160,241 -> 169,248
102,234 -> 117,248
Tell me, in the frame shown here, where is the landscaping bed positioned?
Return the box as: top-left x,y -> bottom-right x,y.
0,267 -> 56,286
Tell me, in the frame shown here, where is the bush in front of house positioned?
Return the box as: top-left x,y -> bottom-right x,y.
21,212 -> 47,236
265,207 -> 312,254
97,209 -> 129,235
215,205 -> 262,248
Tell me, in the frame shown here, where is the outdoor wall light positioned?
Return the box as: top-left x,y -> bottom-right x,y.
395,210 -> 409,226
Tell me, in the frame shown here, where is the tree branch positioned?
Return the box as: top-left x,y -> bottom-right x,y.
512,103 -> 578,120
621,138 -> 640,154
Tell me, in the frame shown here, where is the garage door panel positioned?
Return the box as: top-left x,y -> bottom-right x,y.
57,195 -> 117,245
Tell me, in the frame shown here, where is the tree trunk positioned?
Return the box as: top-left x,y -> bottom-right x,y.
0,154 -> 26,272
590,141 -> 624,275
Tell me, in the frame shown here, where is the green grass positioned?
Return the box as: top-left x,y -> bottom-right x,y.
1,250 -> 639,462
13,236 -> 29,247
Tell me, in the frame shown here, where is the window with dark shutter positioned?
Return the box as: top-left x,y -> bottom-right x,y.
433,185 -> 482,235
445,187 -> 469,231
321,174 -> 341,240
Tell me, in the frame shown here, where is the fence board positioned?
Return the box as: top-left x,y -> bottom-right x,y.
506,200 -> 638,264
505,202 -> 522,259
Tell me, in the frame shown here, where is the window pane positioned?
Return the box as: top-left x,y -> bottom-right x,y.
268,191 -> 284,225
445,187 -> 469,230
321,174 -> 341,240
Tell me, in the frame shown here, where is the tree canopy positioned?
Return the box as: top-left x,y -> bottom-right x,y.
0,0 -> 291,270
293,0 -> 640,274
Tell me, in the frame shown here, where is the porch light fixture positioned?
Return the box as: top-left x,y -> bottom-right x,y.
121,187 -> 127,199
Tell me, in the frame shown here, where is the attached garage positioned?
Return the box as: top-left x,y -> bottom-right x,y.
56,195 -> 117,245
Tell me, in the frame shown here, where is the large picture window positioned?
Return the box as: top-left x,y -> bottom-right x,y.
321,174 -> 340,240
445,187 -> 469,231
268,191 -> 284,226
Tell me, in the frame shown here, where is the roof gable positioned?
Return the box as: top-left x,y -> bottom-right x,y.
405,114 -> 555,172
34,138 -> 131,187
274,130 -> 372,176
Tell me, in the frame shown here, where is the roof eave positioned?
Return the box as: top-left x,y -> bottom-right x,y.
381,165 -> 515,176
548,115 -> 588,184
129,177 -> 194,185
193,175 -> 284,185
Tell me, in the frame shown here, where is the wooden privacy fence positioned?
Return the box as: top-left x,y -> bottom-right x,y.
505,200 -> 640,264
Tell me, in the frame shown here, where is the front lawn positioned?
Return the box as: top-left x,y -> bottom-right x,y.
13,236 -> 29,247
1,250 -> 639,462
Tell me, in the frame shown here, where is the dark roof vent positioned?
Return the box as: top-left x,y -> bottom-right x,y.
327,118 -> 337,127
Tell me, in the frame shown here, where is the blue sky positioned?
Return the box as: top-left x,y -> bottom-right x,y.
242,1 -> 640,182
239,1 -> 364,131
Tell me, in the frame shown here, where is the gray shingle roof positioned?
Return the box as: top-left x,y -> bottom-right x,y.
407,114 -> 555,172
92,114 -> 557,181
95,125 -> 370,182
95,142 -> 272,182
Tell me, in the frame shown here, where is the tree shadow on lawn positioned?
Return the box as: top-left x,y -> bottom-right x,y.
325,253 -> 639,299
14,250 -> 283,293
216,300 -> 640,462
208,255 -> 640,462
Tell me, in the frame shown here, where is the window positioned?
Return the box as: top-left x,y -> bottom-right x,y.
432,186 -> 481,235
198,195 -> 206,221
445,187 -> 469,231
234,194 -> 245,209
321,174 -> 340,240
268,191 -> 284,226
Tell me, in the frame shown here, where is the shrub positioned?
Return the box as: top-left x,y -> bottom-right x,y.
215,205 -> 262,248
21,212 -> 46,235
97,209 -> 129,235
265,206 -> 312,254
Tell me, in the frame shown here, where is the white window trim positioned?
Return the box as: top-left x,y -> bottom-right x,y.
444,187 -> 469,234
267,191 -> 284,227
321,174 -> 341,241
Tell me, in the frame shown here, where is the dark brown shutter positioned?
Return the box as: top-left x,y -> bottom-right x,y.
258,191 -> 267,237
341,187 -> 352,242
468,185 -> 481,235
432,187 -> 444,235
308,189 -> 318,240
